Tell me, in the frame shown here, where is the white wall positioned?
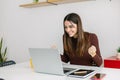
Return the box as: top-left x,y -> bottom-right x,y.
0,2 -> 3,37
0,0 -> 120,63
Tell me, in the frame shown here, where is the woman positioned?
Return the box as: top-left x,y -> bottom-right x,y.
61,13 -> 102,67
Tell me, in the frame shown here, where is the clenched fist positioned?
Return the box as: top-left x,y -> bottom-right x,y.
88,45 -> 96,57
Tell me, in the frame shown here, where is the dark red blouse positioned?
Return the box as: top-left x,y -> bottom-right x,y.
61,33 -> 103,67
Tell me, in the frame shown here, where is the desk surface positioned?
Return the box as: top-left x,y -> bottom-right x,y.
0,61 -> 120,80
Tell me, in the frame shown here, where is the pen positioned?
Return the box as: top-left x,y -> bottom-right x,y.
74,71 -> 87,74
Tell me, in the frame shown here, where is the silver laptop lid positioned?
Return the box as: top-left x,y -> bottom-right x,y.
29,48 -> 65,75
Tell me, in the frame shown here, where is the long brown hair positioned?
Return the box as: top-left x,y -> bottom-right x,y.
63,13 -> 90,56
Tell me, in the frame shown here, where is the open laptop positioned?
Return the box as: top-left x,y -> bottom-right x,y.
29,48 -> 76,76
29,48 -> 95,78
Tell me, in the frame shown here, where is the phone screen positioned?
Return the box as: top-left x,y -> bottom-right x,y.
90,73 -> 106,80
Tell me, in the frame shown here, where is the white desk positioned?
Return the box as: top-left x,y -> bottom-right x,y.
0,61 -> 120,80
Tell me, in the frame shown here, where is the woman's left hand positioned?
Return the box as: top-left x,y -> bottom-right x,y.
88,45 -> 96,57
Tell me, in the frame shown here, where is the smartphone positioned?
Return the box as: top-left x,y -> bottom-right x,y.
90,73 -> 106,80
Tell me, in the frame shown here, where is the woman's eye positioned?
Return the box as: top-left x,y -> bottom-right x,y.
64,26 -> 67,29
69,25 -> 74,28
64,25 -> 74,29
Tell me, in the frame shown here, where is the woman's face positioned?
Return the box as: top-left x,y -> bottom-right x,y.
64,20 -> 77,38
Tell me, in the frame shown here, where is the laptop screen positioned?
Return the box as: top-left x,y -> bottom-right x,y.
29,48 -> 66,75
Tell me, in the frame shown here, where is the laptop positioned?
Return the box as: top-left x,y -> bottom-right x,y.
29,48 -> 95,78
29,48 -> 76,76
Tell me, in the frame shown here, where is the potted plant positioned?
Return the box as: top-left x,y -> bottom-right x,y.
33,0 -> 39,3
0,37 -> 7,63
116,47 -> 120,59
0,38 -> 16,67
117,47 -> 120,53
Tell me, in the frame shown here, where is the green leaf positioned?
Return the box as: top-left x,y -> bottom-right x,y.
117,47 -> 120,53
0,37 -> 7,63
0,38 -> 3,50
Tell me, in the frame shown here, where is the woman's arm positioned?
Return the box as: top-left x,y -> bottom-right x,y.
61,51 -> 70,63
88,33 -> 103,66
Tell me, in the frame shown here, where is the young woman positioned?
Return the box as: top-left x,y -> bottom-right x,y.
61,13 -> 102,67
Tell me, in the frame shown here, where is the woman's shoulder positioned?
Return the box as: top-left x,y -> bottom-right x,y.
90,33 -> 97,37
85,32 -> 97,37
84,32 -> 98,40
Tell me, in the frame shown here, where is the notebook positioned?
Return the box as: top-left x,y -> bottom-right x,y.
29,48 -> 94,78
68,69 -> 95,78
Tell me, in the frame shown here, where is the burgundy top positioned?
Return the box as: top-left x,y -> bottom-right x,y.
61,33 -> 102,67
